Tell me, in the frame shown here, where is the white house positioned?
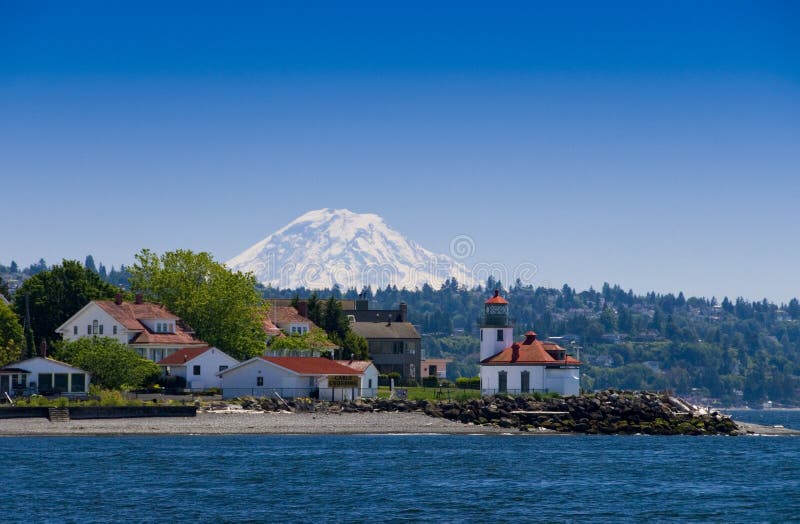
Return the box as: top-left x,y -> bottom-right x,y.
335,360 -> 379,397
157,347 -> 239,391
0,357 -> 90,397
479,291 -> 581,396
56,294 -> 207,362
218,356 -> 363,400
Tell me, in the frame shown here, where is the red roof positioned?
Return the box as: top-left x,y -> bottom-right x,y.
262,318 -> 282,336
482,331 -> 581,365
157,347 -> 211,365
261,356 -> 361,375
334,360 -> 374,372
94,300 -> 205,347
485,289 -> 508,305
268,306 -> 318,327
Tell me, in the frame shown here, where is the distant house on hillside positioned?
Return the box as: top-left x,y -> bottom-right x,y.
56,294 -> 207,362
262,303 -> 339,356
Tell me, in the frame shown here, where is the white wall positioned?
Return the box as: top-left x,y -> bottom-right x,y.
182,348 -> 239,390
58,304 -> 128,345
480,364 -> 580,396
479,326 -> 514,361
360,364 -> 379,398
3,357 -> 90,395
220,359 -> 315,399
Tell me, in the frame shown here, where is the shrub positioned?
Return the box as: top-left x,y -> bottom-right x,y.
158,375 -> 187,390
455,376 -> 481,389
422,375 -> 439,388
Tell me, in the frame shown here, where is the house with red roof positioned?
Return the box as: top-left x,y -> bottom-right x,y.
56,294 -> 208,362
218,356 -> 365,400
157,346 -> 239,391
479,291 -> 581,396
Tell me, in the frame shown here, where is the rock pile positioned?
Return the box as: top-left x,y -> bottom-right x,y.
232,390 -> 737,435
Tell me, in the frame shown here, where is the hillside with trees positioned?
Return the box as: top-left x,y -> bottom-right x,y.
267,278 -> 800,405
3,255 -> 798,404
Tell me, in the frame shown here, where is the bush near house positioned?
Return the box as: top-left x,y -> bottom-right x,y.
455,377 -> 481,389
422,375 -> 439,388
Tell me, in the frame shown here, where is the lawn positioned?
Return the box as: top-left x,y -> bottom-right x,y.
376,386 -> 482,401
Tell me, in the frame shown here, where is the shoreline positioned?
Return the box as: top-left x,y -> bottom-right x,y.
1,411 -> 797,437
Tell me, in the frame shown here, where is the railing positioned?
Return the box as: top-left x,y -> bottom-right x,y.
480,388 -> 550,396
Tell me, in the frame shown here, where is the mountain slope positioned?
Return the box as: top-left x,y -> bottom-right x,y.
226,208 -> 477,290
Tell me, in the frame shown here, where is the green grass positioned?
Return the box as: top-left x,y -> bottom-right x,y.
376,386 -> 482,401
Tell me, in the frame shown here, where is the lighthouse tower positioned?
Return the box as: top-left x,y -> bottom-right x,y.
479,290 -> 514,362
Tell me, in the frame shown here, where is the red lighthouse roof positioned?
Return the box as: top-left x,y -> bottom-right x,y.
485,289 -> 508,305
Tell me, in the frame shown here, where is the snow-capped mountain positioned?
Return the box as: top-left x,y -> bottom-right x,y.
226,208 -> 478,290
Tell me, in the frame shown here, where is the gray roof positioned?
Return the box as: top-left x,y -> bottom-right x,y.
349,321 -> 420,340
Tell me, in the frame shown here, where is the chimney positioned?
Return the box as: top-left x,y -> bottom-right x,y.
135,293 -> 143,305
399,302 -> 407,322
494,289 -> 500,298
511,343 -> 520,362
524,331 -> 537,344
115,292 -> 123,305
40,340 -> 48,358
296,300 -> 308,318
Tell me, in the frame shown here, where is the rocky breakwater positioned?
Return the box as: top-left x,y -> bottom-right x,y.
426,391 -> 737,435
231,390 -> 737,435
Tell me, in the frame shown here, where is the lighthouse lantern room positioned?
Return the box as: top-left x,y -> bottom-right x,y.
479,290 -> 515,362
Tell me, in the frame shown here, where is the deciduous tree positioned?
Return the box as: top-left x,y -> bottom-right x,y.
128,249 -> 267,360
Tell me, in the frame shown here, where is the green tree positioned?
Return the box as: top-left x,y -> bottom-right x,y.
0,300 -> 24,366
13,260 -> 118,346
56,337 -> 160,389
128,249 -> 267,360
341,330 -> 369,360
323,295 -> 349,340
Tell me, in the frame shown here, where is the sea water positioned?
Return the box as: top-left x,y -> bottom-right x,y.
1,411 -> 798,523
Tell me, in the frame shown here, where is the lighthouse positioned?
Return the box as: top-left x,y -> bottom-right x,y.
479,290 -> 514,362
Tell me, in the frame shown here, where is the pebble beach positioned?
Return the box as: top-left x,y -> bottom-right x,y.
0,411 -> 511,437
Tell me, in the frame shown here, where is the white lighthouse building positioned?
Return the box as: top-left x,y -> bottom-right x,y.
479,290 -> 581,396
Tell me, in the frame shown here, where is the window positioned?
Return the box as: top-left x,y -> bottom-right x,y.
12,374 -> 26,388
393,341 -> 404,354
218,365 -> 228,372
92,320 -> 99,335
38,373 -> 53,393
497,329 -> 504,342
71,374 -> 86,393
99,324 -> 104,335
368,378 -> 373,389
54,373 -> 69,392
193,365 -> 201,376
521,371 -> 530,393
73,326 -> 78,335
256,376 -> 264,386
168,323 -> 173,332
87,324 -> 91,335
113,325 -> 117,335
498,371 -> 508,393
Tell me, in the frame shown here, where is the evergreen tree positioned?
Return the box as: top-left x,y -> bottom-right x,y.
84,255 -> 97,273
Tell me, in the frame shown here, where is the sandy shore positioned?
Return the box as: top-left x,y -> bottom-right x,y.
0,411 -> 511,437
1,412 -> 797,437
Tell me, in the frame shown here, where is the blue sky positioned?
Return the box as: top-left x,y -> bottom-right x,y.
1,1 -> 798,301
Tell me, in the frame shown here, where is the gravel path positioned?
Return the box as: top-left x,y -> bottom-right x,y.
0,411 -> 510,436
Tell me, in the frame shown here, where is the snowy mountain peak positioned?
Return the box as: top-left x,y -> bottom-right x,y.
227,209 -> 477,290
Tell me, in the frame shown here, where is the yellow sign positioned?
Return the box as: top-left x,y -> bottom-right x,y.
328,375 -> 359,388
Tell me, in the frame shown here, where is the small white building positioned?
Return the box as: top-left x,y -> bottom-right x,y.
157,347 -> 239,391
0,357 -> 90,397
56,294 -> 207,362
218,356 -> 363,400
335,360 -> 379,397
479,291 -> 581,396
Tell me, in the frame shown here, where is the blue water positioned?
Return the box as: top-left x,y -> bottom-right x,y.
2,413 -> 799,523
